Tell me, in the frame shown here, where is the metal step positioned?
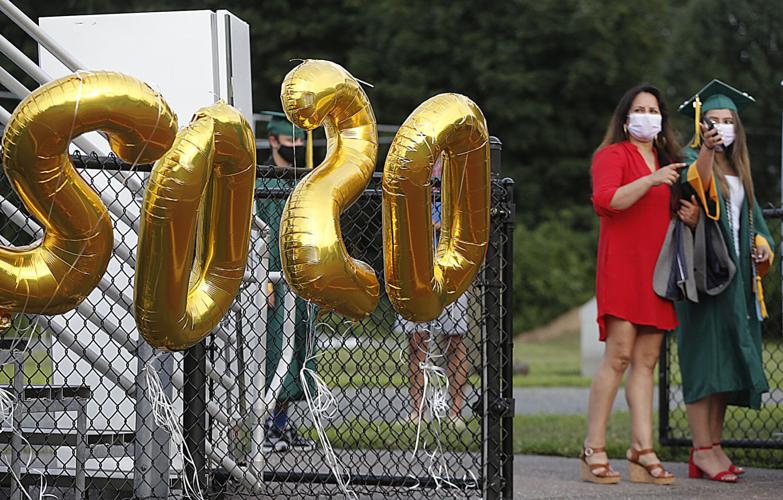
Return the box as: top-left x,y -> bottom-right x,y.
0,431 -> 136,464
0,338 -> 30,351
0,430 -> 133,448
0,385 -> 91,413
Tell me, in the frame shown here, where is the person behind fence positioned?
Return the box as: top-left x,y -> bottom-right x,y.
673,80 -> 773,483
399,157 -> 471,426
584,84 -> 696,485
256,111 -> 316,453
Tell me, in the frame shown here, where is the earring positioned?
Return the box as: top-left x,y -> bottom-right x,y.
623,124 -> 628,135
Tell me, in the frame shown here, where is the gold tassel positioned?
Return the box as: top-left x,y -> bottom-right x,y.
306,129 -> 314,168
690,96 -> 702,148
756,275 -> 768,319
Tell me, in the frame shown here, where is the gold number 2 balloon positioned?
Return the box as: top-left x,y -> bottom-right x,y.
1,71 -> 255,351
278,60 -> 380,320
383,94 -> 490,322
0,71 -> 177,315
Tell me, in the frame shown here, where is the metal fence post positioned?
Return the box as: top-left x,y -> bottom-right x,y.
184,340 -> 208,498
483,136 -> 507,499
133,345 -> 173,499
501,176 -> 515,500
10,351 -> 23,500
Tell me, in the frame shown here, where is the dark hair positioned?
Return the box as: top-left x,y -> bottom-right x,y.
596,83 -> 682,164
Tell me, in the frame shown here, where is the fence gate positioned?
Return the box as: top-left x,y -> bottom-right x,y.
659,207 -> 783,467
0,140 -> 514,498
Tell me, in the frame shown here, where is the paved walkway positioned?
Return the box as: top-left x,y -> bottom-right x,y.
513,387 -> 638,415
513,454 -> 783,498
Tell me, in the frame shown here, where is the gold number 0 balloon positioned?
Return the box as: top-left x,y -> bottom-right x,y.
383,94 -> 490,322
279,60 -> 380,320
135,103 -> 256,351
1,71 -> 255,352
0,71 -> 177,315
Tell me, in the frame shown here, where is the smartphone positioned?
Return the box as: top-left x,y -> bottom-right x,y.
704,118 -> 723,152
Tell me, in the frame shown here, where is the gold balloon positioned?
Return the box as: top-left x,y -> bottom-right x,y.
279,60 -> 380,320
383,94 -> 490,322
0,71 -> 177,315
135,103 -> 256,351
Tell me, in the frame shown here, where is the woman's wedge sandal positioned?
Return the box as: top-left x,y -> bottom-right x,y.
580,446 -> 620,484
627,448 -> 675,485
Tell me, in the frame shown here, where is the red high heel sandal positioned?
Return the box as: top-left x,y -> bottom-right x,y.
688,446 -> 737,483
713,442 -> 745,476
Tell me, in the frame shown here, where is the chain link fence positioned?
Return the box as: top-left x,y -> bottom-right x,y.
0,143 -> 514,499
660,208 -> 783,467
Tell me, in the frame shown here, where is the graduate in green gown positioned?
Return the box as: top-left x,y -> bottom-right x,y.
675,80 -> 774,482
256,112 -> 316,453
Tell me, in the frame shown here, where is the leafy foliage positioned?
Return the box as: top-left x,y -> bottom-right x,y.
1,0 -> 780,331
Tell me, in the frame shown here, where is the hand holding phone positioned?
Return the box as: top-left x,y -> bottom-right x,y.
703,119 -> 723,152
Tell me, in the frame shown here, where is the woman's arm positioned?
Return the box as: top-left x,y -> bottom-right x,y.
693,124 -> 722,186
608,163 -> 686,211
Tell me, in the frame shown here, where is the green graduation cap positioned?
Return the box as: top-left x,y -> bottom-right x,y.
678,79 -> 755,117
677,79 -> 755,147
262,110 -> 306,139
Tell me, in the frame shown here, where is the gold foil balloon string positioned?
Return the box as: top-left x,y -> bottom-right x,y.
278,59 -> 380,320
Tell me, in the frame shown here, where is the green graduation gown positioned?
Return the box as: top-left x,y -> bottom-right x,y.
256,172 -> 316,403
675,148 -> 772,409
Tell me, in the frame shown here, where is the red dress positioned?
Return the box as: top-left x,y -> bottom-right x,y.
592,141 -> 677,341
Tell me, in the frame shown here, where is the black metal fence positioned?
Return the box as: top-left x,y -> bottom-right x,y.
659,208 -> 783,466
0,142 -> 514,499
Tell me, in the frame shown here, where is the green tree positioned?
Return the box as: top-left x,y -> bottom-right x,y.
513,205 -> 598,331
665,0 -> 783,206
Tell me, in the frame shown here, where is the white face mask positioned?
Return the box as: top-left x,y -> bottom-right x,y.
626,113 -> 662,142
714,123 -> 736,147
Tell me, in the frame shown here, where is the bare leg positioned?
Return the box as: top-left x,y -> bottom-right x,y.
444,335 -> 468,418
584,316 -> 635,477
709,393 -> 733,470
687,395 -> 735,479
625,330 -> 670,477
408,330 -> 428,420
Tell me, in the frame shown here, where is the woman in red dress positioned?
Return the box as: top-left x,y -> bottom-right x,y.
581,84 -> 697,484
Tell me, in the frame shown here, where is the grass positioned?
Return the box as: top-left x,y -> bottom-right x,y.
0,350 -> 53,385
0,316 -> 52,385
301,411 -> 783,469
513,330 -> 592,387
667,402 -> 783,442
318,334 -> 482,390
319,343 -> 408,388
514,330 -> 783,389
303,417 -> 482,453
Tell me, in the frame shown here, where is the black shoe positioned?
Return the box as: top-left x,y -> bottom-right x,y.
261,424 -> 290,453
282,424 -> 316,451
